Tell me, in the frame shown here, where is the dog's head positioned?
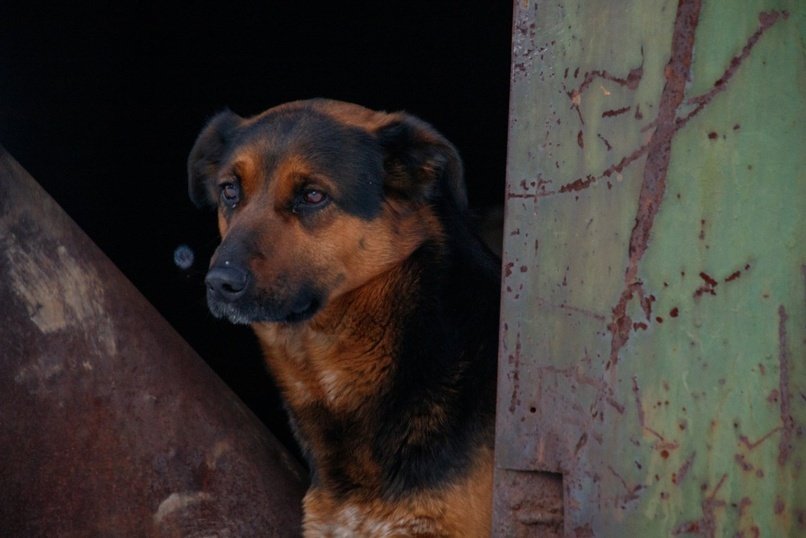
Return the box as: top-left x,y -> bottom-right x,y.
188,99 -> 467,324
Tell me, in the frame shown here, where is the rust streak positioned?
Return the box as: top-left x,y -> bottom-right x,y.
738,497 -> 753,518
559,174 -> 597,194
607,282 -> 643,370
678,10 -> 790,130
693,271 -> 718,298
556,141 -> 650,195
778,305 -> 793,465
597,133 -> 613,151
695,264 -> 751,297
568,63 -> 644,100
606,397 -> 626,414
525,9 -> 788,201
698,272 -> 718,287
607,0 -> 702,367
602,105 -> 632,118
724,270 -> 741,282
640,293 -> 656,320
774,496 -> 785,515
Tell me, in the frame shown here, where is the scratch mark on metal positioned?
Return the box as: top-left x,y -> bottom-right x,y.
734,453 -> 754,472
673,473 -> 728,537
673,452 -> 696,485
739,427 -> 783,450
540,365 -> 608,391
632,376 -> 647,429
508,331 -> 522,414
551,301 -> 607,322
631,375 -> 664,441
607,465 -> 642,504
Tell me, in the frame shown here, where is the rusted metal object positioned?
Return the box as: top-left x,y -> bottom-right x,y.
495,0 -> 804,535
0,148 -> 306,536
493,470 -> 563,537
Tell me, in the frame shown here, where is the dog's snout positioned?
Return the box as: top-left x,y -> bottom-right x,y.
205,265 -> 250,301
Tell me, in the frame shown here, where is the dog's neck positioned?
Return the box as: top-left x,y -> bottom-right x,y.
252,247 -> 433,496
252,254 -> 416,413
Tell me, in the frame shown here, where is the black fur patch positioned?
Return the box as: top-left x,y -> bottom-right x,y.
372,239 -> 499,498
189,105 -> 387,220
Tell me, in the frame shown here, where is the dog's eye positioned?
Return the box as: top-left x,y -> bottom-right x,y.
220,182 -> 240,206
294,189 -> 330,213
302,189 -> 327,206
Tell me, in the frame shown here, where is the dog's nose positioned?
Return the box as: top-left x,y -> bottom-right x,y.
205,265 -> 249,301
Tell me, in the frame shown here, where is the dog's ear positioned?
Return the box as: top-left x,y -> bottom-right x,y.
187,110 -> 243,208
374,113 -> 468,213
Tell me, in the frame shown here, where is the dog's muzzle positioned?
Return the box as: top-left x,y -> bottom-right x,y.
205,265 -> 250,302
204,263 -> 322,324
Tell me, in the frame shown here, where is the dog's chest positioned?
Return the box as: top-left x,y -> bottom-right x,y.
301,448 -> 494,538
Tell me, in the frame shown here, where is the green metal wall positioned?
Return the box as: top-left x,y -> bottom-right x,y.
494,1 -> 804,535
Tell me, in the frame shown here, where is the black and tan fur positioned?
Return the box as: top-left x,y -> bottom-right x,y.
188,99 -> 500,536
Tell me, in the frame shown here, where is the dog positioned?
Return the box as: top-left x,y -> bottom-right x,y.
188,99 -> 500,536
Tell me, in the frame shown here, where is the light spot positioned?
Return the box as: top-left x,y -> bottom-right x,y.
153,491 -> 213,524
206,439 -> 233,469
173,244 -> 195,270
6,239 -> 116,355
319,369 -> 343,403
14,355 -> 64,388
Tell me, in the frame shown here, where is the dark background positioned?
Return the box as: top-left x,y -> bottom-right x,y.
0,1 -> 512,456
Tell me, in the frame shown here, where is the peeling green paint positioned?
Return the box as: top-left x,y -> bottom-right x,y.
495,1 -> 804,535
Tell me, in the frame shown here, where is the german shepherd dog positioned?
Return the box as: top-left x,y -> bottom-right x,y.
188,99 -> 500,536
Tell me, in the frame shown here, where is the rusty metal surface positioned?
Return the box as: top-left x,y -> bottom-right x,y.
495,0 -> 804,535
0,148 -> 306,536
493,470 -> 563,537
